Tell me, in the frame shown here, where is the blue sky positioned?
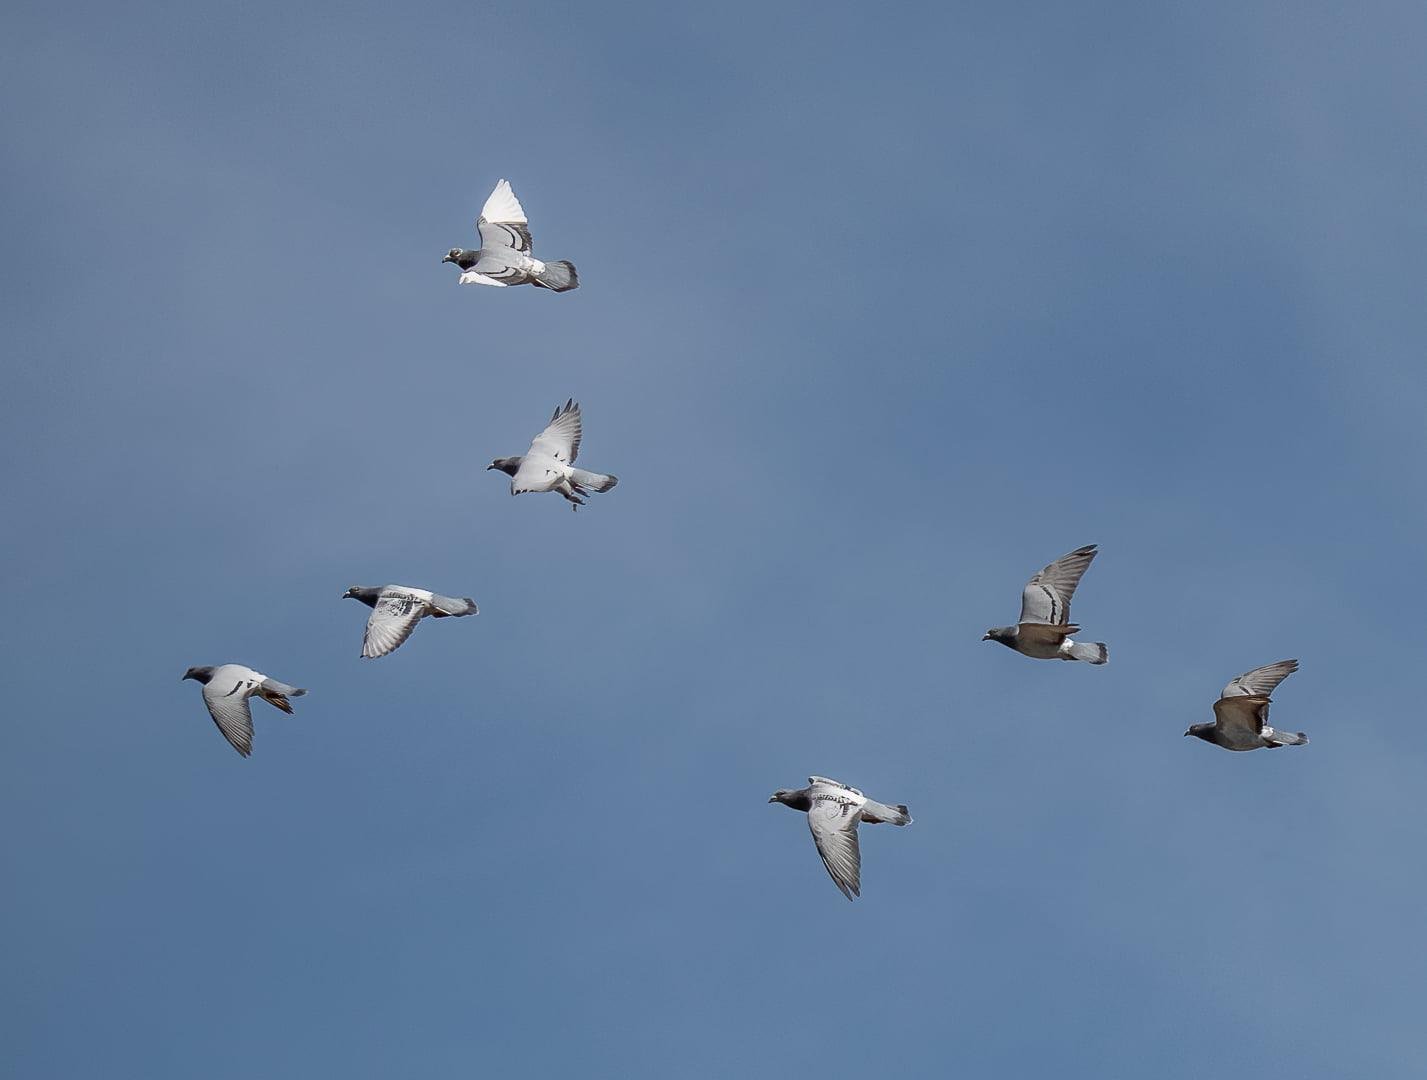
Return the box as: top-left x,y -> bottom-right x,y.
3,2 -> 1426,1076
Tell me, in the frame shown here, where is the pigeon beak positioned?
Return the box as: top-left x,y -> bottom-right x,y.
767,795 -> 777,803
1182,730 -> 1190,737
486,464 -> 496,470
981,633 -> 992,641
441,254 -> 454,264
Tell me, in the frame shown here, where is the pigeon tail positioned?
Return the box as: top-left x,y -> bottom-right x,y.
861,799 -> 913,826
533,259 -> 578,292
1065,640 -> 1108,665
1264,727 -> 1309,747
570,467 -> 617,492
429,594 -> 479,618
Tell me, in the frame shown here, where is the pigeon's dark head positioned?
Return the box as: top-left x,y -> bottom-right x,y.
982,626 -> 1015,646
1184,723 -> 1215,743
182,666 -> 215,684
442,248 -> 463,264
768,788 -> 811,811
487,457 -> 521,477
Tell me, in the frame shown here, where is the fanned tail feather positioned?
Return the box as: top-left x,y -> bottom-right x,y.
533,260 -> 578,292
1067,641 -> 1109,665
570,467 -> 617,492
1265,728 -> 1309,747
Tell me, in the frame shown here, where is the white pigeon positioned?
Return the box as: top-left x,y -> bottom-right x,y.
1185,659 -> 1309,751
342,585 -> 478,659
982,544 -> 1108,664
769,776 -> 913,901
182,664 -> 307,757
487,399 -> 618,510
441,179 -> 579,292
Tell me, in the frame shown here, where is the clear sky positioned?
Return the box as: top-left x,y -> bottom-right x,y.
4,2 -> 1426,1076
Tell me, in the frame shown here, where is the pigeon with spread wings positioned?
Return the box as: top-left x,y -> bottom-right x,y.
442,179 -> 578,292
182,664 -> 307,758
982,544 -> 1108,664
487,399 -> 618,510
1185,659 -> 1308,751
343,585 -> 478,659
769,776 -> 912,901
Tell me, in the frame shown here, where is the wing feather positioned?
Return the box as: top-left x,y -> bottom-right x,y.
527,399 -> 582,463
807,799 -> 862,901
1220,659 -> 1298,700
201,673 -> 256,757
1213,694 -> 1270,737
362,592 -> 427,659
477,180 -> 533,253
458,270 -> 509,287
1019,544 -> 1098,625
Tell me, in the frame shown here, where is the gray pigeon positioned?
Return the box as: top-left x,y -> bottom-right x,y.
1185,659 -> 1308,751
343,584 -> 478,659
769,776 -> 912,901
487,399 -> 618,510
182,664 -> 307,758
983,544 -> 1108,664
442,179 -> 578,292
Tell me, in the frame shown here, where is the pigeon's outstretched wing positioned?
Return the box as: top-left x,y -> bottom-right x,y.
807,798 -> 862,901
527,399 -> 583,463
202,671 -> 256,757
1212,659 -> 1298,739
1019,544 -> 1098,626
362,592 -> 427,659
476,179 -> 533,253
457,268 -> 511,287
1220,659 -> 1299,701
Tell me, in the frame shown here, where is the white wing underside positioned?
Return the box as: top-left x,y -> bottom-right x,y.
528,402 -> 582,464
458,270 -> 509,287
512,454 -> 566,493
807,796 -> 864,900
201,669 -> 258,756
479,179 -> 528,226
363,593 -> 428,658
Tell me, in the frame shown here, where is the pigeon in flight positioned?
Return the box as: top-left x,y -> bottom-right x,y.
442,179 -> 579,292
1185,659 -> 1308,751
983,544 -> 1108,664
487,399 -> 618,510
342,584 -> 479,659
769,776 -> 912,901
182,664 -> 307,758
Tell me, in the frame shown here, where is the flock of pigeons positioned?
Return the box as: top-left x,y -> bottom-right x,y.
181,181 -> 1311,902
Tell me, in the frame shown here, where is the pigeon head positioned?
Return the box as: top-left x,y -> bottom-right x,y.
343,585 -> 383,608
182,665 -> 215,684
442,248 -> 463,264
768,788 -> 811,811
487,457 -> 521,477
1184,723 -> 1216,742
982,626 -> 1016,646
